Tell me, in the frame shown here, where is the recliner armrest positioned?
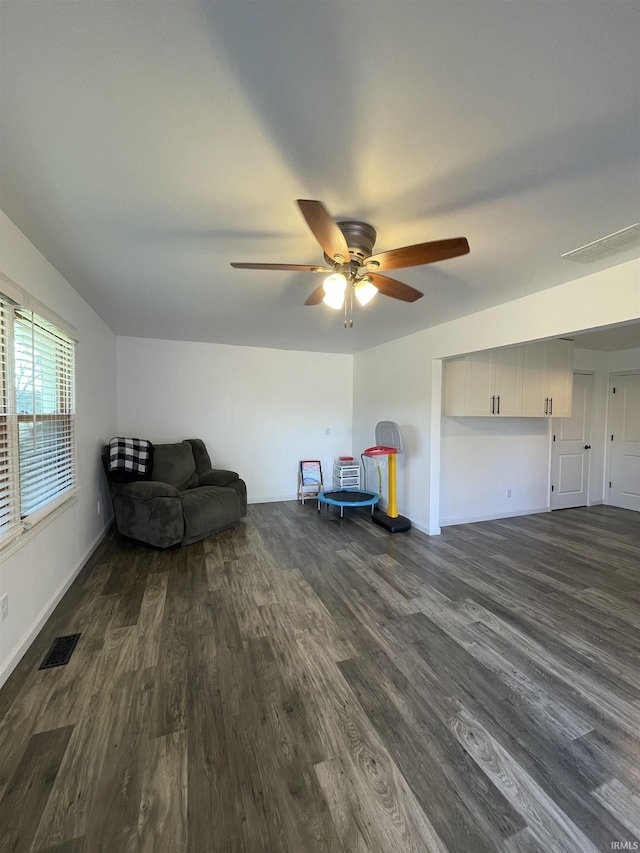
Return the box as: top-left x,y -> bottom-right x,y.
198,469 -> 239,487
120,480 -> 180,499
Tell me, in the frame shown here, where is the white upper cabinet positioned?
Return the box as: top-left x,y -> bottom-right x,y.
521,339 -> 574,417
443,339 -> 573,418
492,347 -> 525,416
444,346 -> 523,416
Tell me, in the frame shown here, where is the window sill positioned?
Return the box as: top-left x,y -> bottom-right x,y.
0,490 -> 80,561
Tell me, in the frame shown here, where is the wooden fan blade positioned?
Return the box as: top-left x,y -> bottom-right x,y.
365,237 -> 469,271
368,273 -> 423,303
304,285 -> 325,306
230,262 -> 329,272
296,200 -> 351,263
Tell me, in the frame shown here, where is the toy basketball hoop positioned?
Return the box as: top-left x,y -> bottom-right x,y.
363,446 -> 391,501
363,422 -> 411,533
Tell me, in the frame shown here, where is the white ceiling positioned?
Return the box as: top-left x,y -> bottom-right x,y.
1,1 -> 639,355
572,321 -> 640,352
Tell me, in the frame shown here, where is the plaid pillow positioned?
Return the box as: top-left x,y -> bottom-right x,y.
108,437 -> 153,481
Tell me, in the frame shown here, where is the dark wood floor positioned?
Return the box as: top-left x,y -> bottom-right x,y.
1,503 -> 639,852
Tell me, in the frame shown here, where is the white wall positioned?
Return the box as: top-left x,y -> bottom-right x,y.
440,417 -> 551,525
352,331 -> 430,521
608,347 -> 640,372
354,259 -> 640,534
116,337 -> 353,502
0,211 -> 117,687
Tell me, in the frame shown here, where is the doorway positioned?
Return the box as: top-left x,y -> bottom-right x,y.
550,372 -> 593,510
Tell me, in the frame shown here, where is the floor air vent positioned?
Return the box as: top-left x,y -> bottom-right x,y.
39,633 -> 81,670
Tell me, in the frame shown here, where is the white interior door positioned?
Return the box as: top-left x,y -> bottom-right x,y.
608,372 -> 640,511
550,372 -> 592,509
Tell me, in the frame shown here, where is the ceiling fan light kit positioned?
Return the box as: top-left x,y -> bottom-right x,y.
322,273 -> 347,309
231,199 -> 470,327
354,278 -> 378,307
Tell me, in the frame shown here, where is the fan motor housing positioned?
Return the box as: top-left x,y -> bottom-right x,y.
324,220 -> 377,265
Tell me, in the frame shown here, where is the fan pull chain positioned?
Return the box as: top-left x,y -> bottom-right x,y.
343,283 -> 355,328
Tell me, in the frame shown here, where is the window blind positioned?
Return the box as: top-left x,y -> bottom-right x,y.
14,309 -> 76,520
0,298 -> 19,539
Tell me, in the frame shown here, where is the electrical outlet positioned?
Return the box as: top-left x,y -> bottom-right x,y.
97,500 -> 101,515
1,594 -> 8,622
506,488 -> 512,498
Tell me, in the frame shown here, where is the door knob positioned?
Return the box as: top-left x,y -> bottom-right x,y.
584,444 -> 591,450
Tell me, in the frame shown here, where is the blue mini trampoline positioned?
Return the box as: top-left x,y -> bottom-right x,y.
317,489 -> 379,518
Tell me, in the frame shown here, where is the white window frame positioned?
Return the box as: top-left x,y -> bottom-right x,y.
0,276 -> 78,551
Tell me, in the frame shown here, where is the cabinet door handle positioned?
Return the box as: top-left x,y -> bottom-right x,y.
549,397 -> 553,415
544,397 -> 548,415
584,444 -> 591,450
496,395 -> 500,415
490,395 -> 495,414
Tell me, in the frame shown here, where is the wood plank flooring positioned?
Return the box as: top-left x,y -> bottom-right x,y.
1,503 -> 639,852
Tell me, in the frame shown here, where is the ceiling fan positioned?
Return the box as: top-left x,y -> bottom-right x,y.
231,200 -> 469,326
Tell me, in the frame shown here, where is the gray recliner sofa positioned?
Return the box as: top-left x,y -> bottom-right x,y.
104,438 -> 247,548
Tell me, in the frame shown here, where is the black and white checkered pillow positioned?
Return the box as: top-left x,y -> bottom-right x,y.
108,437 -> 153,478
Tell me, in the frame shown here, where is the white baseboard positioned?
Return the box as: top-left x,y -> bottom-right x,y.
0,523 -> 110,690
440,506 -> 550,528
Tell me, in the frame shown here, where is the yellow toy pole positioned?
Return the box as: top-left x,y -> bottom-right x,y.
387,453 -> 398,518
